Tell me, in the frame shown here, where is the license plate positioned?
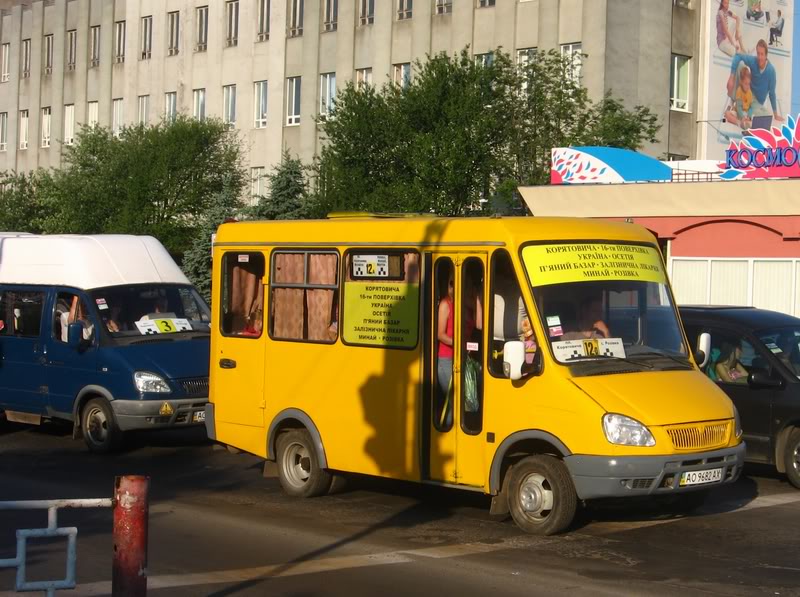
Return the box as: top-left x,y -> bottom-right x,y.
679,467 -> 722,487
193,410 -> 206,423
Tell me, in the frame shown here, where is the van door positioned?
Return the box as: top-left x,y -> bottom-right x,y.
44,291 -> 99,419
0,288 -> 49,413
427,253 -> 486,487
212,251 -> 267,428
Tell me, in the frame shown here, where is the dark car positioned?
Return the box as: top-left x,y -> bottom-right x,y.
679,306 -> 800,489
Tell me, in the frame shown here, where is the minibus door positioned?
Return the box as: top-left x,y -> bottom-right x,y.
427,254 -> 486,488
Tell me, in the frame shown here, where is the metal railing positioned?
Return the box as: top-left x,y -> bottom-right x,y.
0,498 -> 113,596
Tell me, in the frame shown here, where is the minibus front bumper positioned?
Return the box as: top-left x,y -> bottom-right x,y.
111,398 -> 209,431
564,442 -> 746,500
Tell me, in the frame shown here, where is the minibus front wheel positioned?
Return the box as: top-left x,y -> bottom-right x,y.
81,397 -> 123,453
276,429 -> 333,498
507,455 -> 577,535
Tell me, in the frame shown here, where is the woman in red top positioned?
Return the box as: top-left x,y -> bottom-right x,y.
437,268 -> 455,428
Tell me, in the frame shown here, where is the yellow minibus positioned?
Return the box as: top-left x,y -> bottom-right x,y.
205,215 -> 744,535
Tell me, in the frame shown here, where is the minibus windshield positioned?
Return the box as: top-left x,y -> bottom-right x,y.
522,242 -> 689,373
89,284 -> 211,338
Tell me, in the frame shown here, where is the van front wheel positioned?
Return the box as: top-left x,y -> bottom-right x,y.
81,398 -> 123,453
508,455 -> 577,535
276,429 -> 332,497
784,428 -> 800,489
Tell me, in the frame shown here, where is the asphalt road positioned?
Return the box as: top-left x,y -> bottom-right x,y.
1,419 -> 799,597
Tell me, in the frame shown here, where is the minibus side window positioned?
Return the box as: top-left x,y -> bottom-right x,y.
53,292 -> 94,342
0,290 -> 45,337
221,252 -> 266,338
489,251 -> 537,378
461,258 -> 484,435
269,250 -> 339,344
434,258 -> 455,432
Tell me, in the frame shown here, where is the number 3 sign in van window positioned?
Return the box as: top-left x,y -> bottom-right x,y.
343,250 -> 420,349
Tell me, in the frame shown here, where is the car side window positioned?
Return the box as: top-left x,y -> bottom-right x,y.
707,328 -> 762,384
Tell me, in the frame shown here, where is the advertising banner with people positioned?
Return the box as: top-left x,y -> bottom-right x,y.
705,0 -> 795,159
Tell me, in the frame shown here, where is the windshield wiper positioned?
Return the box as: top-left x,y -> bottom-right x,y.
566,354 -> 654,369
630,351 -> 692,369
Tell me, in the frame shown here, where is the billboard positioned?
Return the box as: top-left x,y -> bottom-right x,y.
704,0 -> 795,159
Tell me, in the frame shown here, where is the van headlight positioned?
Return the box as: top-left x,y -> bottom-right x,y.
133,371 -> 171,393
734,405 -> 743,439
603,413 -> 655,447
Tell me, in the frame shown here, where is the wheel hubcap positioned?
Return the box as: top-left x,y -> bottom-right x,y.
518,473 -> 554,520
793,443 -> 800,473
86,407 -> 108,446
283,442 -> 311,488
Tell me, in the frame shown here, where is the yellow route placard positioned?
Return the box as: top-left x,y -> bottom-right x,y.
343,282 -> 420,348
522,243 -> 666,287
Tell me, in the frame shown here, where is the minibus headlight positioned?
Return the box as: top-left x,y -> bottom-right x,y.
602,413 -> 655,447
734,405 -> 743,439
133,371 -> 171,394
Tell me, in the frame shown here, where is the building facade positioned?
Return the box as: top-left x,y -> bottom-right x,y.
0,0 -> 699,196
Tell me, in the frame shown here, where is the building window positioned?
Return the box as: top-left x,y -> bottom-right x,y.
257,0 -> 271,41
165,92 -> 177,122
44,34 -> 54,74
670,54 -> 690,112
286,76 -> 301,125
112,98 -> 124,137
435,0 -> 452,14
196,6 -> 209,51
193,88 -> 206,121
288,0 -> 303,37
1,43 -> 9,82
323,0 -> 337,31
560,42 -> 582,83
226,1 -> 239,47
393,63 -> 411,88
398,0 -> 412,20
478,0 -> 495,6
90,26 -> 101,67
223,84 -> 237,127
475,52 -> 493,68
319,73 -> 336,120
41,107 -> 51,148
251,166 -> 266,199
137,95 -> 149,125
359,0 -> 375,25
355,67 -> 372,87
141,16 -> 153,59
0,112 -> 7,151
254,80 -> 268,128
21,39 -> 31,78
19,110 -> 28,150
66,31 -> 77,71
88,101 -> 99,127
168,11 -> 180,56
517,47 -> 536,65
63,104 -> 75,146
269,251 -> 339,344
114,21 -> 125,63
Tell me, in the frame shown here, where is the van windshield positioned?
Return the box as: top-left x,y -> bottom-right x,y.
88,285 -> 211,338
521,242 -> 689,374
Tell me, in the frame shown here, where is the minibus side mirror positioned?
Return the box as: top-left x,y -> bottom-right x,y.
503,341 -> 525,381
695,332 -> 711,369
67,322 -> 83,348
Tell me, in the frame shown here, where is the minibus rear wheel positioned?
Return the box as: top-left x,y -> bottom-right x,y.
276,429 -> 332,498
785,428 -> 800,489
81,397 -> 123,453
507,455 -> 577,535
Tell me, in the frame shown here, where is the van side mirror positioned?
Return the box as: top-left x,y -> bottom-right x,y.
695,332 -> 711,368
503,341 -> 525,381
748,370 -> 784,389
67,322 -> 83,348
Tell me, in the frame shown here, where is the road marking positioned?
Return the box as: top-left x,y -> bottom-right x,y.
34,539 -> 526,596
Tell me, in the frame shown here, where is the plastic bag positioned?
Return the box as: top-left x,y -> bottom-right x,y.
464,357 -> 480,413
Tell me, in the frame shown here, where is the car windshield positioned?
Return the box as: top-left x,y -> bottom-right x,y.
522,241 -> 688,374
756,326 -> 800,378
88,285 -> 211,338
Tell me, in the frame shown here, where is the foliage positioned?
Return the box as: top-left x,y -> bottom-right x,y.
247,151 -> 313,221
37,115 -> 246,258
0,171 -> 47,233
314,48 -> 661,215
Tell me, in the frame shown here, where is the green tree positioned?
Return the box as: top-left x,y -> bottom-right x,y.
247,151 -> 312,220
38,115 -> 246,257
0,171 -> 47,233
314,48 -> 661,215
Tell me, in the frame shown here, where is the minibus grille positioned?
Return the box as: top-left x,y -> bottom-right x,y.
665,421 -> 730,450
180,377 -> 209,397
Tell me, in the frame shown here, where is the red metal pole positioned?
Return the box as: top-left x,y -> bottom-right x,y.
112,475 -> 149,597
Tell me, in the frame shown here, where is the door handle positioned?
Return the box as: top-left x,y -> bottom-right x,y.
219,358 -> 237,369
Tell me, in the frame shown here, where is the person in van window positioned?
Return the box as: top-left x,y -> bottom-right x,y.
61,295 -> 94,342
715,341 -> 749,383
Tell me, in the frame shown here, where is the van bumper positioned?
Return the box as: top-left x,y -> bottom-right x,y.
111,398 -> 208,431
564,442 -> 746,500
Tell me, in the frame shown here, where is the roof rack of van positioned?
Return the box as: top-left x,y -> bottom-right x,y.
326,211 -> 438,219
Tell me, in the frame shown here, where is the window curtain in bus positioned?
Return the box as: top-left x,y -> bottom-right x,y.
230,264 -> 260,332
306,253 -> 337,341
273,253 -> 305,339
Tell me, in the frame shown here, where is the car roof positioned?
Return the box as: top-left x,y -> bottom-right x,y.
679,305 -> 800,330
